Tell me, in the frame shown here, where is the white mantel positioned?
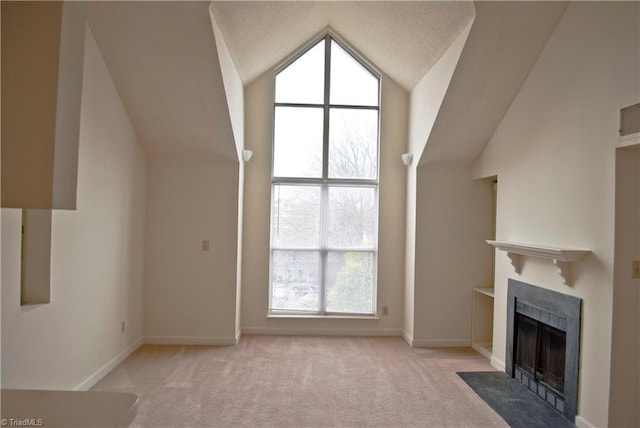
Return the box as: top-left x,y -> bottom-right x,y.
487,240 -> 591,286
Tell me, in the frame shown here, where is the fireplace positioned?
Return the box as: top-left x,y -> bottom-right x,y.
506,279 -> 581,423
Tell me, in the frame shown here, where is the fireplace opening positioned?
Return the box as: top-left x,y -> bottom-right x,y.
515,313 -> 566,396
506,279 -> 581,422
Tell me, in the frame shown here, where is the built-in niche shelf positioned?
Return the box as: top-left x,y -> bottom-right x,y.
486,240 -> 591,286
471,287 -> 494,360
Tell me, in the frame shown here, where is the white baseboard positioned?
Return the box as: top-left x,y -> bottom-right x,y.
411,339 -> 470,347
490,356 -> 505,372
411,338 -> 470,348
240,327 -> 403,337
401,329 -> 413,346
575,415 -> 597,428
74,338 -> 143,391
144,336 -> 238,346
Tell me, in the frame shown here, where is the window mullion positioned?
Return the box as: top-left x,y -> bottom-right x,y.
319,35 -> 332,314
319,184 -> 329,315
322,34 -> 331,179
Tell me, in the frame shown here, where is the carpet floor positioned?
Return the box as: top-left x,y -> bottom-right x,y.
91,335 -> 508,428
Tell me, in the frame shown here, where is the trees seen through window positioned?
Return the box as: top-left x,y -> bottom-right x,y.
270,34 -> 380,315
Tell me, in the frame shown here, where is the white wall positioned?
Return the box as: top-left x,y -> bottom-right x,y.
209,5 -> 245,343
1,1 -> 83,210
412,166 -> 494,347
609,145 -> 640,427
404,20 -> 473,342
209,6 -> 244,160
472,3 -> 639,426
1,26 -> 146,390
144,158 -> 239,345
241,64 -> 408,336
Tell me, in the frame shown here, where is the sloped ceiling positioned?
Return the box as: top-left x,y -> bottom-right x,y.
209,1 -> 475,90
86,1 -> 237,160
420,1 -> 569,166
85,1 -> 566,163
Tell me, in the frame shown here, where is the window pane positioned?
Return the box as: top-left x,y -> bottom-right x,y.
271,251 -> 320,312
275,40 -> 325,104
326,251 -> 374,314
329,108 -> 378,179
330,40 -> 378,107
274,106 -> 323,178
271,185 -> 321,248
327,186 -> 376,249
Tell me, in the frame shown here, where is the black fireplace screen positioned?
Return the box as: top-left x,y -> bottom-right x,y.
515,313 -> 567,395
506,279 -> 581,422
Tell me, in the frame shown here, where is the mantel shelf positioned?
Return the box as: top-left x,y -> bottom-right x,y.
486,240 -> 591,286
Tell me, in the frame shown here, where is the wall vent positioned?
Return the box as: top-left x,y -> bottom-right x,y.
620,103 -> 640,136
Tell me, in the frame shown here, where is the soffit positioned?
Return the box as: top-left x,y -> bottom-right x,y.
209,1 -> 476,90
86,1 -> 237,160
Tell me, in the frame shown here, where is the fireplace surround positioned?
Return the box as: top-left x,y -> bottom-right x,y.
506,279 -> 582,423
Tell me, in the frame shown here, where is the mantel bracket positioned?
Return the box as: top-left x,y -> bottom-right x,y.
487,241 -> 590,286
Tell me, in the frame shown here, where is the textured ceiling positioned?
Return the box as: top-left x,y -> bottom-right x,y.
85,1 -> 566,162
86,1 -> 237,160
209,1 -> 476,90
420,1 -> 569,166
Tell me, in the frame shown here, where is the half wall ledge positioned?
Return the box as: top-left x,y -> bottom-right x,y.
486,240 -> 591,286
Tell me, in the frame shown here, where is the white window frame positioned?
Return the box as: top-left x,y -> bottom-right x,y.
268,31 -> 381,317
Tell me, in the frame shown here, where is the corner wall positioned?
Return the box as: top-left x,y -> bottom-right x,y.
1,26 -> 146,390
472,3 -> 640,426
144,157 -> 239,345
412,166 -> 494,347
404,19 -> 474,344
210,8 -> 245,343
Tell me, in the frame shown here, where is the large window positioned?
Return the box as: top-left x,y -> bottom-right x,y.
269,34 -> 380,316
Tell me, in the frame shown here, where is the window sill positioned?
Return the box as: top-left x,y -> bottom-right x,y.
267,314 -> 380,320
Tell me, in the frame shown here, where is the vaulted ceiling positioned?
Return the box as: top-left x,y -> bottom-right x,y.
421,1 -> 568,165
209,1 -> 475,89
87,1 -> 238,161
86,1 -> 567,164
86,1 -> 476,160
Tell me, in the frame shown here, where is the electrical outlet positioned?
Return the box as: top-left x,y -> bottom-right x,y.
382,306 -> 389,316
633,260 -> 640,279
202,240 -> 210,251
121,321 -> 126,334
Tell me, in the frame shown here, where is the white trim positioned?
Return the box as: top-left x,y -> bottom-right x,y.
74,338 -> 143,391
490,356 -> 506,372
411,338 -> 470,348
471,341 -> 492,359
487,240 -> 591,285
486,240 -> 590,262
401,329 -> 413,346
267,314 -> 379,320
241,327 -> 402,337
274,27 -> 382,81
575,415 -> 597,428
618,131 -> 640,148
144,336 -> 238,346
235,329 -> 242,344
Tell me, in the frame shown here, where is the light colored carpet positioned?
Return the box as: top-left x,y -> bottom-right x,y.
91,335 -> 507,428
